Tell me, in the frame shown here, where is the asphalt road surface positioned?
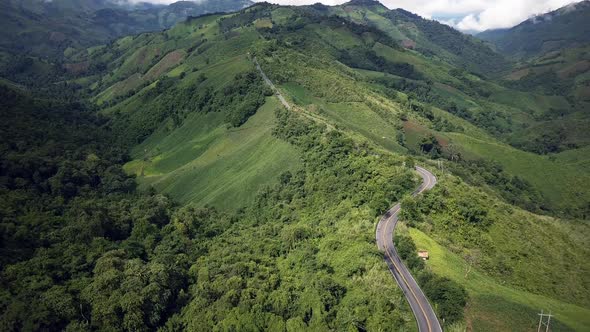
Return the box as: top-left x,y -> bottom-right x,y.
376,166 -> 442,332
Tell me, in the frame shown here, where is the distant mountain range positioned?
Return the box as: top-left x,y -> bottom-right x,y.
0,0 -> 253,58
308,0 -> 509,75
477,0 -> 590,58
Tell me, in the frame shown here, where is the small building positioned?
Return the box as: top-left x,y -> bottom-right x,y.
418,250 -> 429,260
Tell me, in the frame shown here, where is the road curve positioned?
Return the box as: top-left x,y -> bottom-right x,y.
376,166 -> 442,332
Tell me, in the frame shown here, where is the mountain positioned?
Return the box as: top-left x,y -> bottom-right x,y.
476,1 -> 590,153
0,0 -> 253,58
478,0 -> 590,58
308,0 -> 510,75
67,5 -> 589,327
56,1 -> 588,216
1,1 -> 589,331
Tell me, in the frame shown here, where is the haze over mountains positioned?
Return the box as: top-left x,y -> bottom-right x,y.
0,0 -> 588,331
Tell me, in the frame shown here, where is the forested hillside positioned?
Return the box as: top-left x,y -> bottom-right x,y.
1,1 -> 589,331
0,0 -> 252,59
476,1 -> 590,180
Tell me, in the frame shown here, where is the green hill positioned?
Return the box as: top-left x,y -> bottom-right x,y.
310,0 -> 510,75
0,0 -> 252,59
474,2 -> 590,155
67,0 -> 590,215
478,0 -> 590,59
0,1 -> 589,331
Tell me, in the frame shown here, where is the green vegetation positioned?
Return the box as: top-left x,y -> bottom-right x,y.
395,235 -> 468,325
125,98 -> 301,210
478,1 -> 590,59
175,109 -> 420,331
448,133 -> 590,217
0,83 -> 182,331
322,0 -> 510,75
0,0 -> 253,59
0,81 -> 422,330
1,0 -> 589,331
400,173 -> 589,312
409,227 -> 590,331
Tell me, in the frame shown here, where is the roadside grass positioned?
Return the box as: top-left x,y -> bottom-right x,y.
282,82 -> 313,105
125,97 -> 301,211
408,228 -> 590,331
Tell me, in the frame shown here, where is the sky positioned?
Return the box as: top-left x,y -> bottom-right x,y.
135,0 -> 582,32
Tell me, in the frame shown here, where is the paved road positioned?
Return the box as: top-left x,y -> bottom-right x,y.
376,166 -> 442,332
255,55 -> 441,330
253,57 -> 291,110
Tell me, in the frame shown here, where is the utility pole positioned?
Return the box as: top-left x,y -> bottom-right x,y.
537,310 -> 553,332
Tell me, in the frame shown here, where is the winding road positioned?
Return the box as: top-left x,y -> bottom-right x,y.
376,166 -> 442,332
254,59 -> 442,330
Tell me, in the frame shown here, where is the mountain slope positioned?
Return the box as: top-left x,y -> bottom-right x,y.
478,0 -> 590,58
67,1 -> 590,216
476,2 -> 590,156
0,0 -> 252,58
1,2 -> 587,331
313,0 -> 510,75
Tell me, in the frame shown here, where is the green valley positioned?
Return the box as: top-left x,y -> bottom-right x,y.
0,0 -> 589,331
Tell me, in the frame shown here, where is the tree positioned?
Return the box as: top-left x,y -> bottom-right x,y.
419,134 -> 442,157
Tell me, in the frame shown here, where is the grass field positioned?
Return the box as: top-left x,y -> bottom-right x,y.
556,146 -> 590,171
281,81 -> 406,154
448,133 -> 590,213
124,97 -> 301,211
408,228 -> 590,331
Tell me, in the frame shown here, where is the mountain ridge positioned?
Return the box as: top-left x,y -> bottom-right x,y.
0,0 -> 253,58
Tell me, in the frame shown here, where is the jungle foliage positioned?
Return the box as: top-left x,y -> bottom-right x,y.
0,83 -> 423,330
